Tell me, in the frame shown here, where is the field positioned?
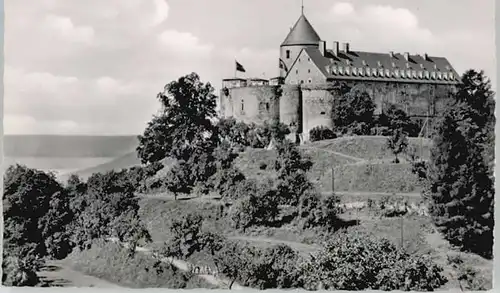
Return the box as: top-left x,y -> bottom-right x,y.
6,135 -> 492,289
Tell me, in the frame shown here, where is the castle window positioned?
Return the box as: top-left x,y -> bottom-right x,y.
241,99 -> 244,112
308,57 -> 311,62
308,69 -> 311,73
299,58 -> 301,62
266,103 -> 270,110
308,78 -> 312,83
296,69 -> 299,74
301,80 -> 304,84
320,111 -> 326,115
286,50 -> 291,59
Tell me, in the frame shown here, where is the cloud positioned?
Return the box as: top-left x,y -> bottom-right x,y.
331,2 -> 354,16
151,0 -> 170,26
158,30 -> 214,56
44,14 -> 95,44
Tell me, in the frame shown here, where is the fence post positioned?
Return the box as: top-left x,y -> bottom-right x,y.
331,168 -> 335,195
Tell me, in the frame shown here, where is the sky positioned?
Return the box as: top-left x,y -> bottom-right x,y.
3,0 -> 496,135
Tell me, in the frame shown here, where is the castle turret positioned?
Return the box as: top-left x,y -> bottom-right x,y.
280,11 -> 321,78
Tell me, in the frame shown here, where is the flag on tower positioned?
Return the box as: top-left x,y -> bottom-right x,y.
235,61 -> 246,72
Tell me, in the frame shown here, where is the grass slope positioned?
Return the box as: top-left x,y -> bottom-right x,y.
309,135 -> 432,161
63,240 -> 216,289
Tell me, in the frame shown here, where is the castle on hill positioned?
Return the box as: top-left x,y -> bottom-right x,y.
218,9 -> 459,143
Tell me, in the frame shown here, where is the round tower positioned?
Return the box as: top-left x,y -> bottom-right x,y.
279,84 -> 302,143
279,11 -> 322,78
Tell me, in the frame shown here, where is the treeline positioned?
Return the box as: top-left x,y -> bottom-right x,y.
2,163 -> 163,286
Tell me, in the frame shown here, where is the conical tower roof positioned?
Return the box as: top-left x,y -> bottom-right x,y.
281,13 -> 321,46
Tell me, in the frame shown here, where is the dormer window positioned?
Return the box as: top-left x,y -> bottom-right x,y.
412,70 -> 417,78
359,68 -> 364,76
437,72 -> 442,79
346,60 -> 351,65
385,69 -> 390,77
406,70 -> 412,78
418,71 -> 423,79
449,72 -> 454,80
286,50 -> 291,59
366,68 -> 371,75
373,69 -> 378,77
338,66 -> 344,74
443,73 -> 448,80
379,68 -> 384,76
362,60 -> 367,66
424,71 -> 430,79
377,61 -> 382,67
400,69 -> 405,78
431,72 -> 436,79
352,67 -> 357,75
345,67 -> 350,75
391,62 -> 396,67
332,66 -> 338,75
406,63 -> 410,69
394,70 -> 399,78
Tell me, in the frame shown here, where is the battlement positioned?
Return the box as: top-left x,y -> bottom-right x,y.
222,78 -> 270,89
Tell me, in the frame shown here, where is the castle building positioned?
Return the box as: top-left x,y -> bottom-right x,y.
219,10 -> 459,143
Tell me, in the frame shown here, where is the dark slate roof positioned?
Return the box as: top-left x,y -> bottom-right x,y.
303,47 -> 460,84
281,14 -> 321,46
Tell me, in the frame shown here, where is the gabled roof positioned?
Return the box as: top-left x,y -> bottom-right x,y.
302,47 -> 460,84
281,14 -> 321,47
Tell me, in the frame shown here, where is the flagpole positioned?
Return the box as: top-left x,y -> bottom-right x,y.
234,59 -> 237,78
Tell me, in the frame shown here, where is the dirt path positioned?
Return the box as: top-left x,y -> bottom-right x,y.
300,145 -> 365,162
37,260 -> 122,288
107,238 -> 245,290
326,191 -> 422,198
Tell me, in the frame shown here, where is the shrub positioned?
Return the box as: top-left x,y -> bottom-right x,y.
309,126 -> 336,142
299,230 -> 447,291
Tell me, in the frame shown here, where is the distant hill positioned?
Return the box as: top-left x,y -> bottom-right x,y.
62,152 -> 142,181
4,135 -> 139,157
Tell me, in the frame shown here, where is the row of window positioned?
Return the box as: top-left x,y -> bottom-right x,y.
328,66 -> 455,81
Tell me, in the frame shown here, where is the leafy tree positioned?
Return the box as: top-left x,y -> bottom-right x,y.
273,140 -> 314,205
378,105 -> 420,137
297,190 -> 342,230
426,69 -> 494,258
299,230 -> 447,291
386,128 -> 409,163
3,165 -> 74,260
331,87 -> 375,135
309,126 -> 336,142
2,255 -> 43,287
229,179 -> 280,231
164,161 -> 192,200
110,209 -> 152,257
213,241 -> 259,289
137,72 -> 218,164
164,214 -> 205,258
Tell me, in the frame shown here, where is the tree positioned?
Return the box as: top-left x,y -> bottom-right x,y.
273,140 -> 314,205
165,214 -> 205,259
386,128 -> 409,163
331,87 -> 375,135
111,209 -> 152,257
378,105 -> 420,137
213,241 -> 259,289
164,161 -> 192,200
137,72 -> 218,164
3,165 -> 74,260
299,230 -> 447,291
426,69 -> 494,258
309,126 -> 336,142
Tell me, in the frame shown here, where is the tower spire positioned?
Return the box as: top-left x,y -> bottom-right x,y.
301,0 -> 304,14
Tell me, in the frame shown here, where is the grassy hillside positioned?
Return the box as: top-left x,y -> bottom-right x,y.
4,135 -> 139,157
308,136 -> 432,161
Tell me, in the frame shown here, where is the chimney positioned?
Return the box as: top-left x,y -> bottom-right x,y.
424,53 -> 429,61
342,42 -> 350,53
318,41 -> 326,56
389,51 -> 394,58
404,52 -> 410,61
333,41 -> 339,56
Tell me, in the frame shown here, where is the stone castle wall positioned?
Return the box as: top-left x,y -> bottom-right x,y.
219,81 -> 456,142
219,85 -> 280,125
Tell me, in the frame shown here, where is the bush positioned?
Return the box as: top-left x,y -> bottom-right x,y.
331,87 -> 375,135
297,190 -> 342,230
309,126 -> 336,142
299,230 -> 447,291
